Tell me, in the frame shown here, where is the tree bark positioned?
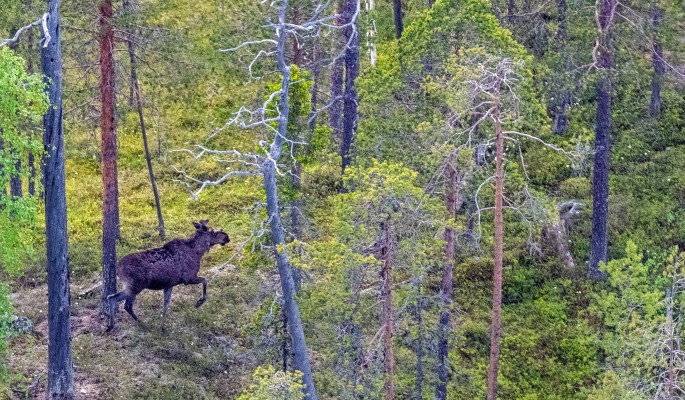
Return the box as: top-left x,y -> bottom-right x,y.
340,0 -> 359,178
589,0 -> 615,280
10,157 -> 22,197
123,0 -> 165,239
28,151 -> 36,196
99,0 -> 119,315
507,0 -> 516,24
486,91 -> 504,400
436,159 -> 458,399
649,3 -> 664,117
42,1 -> 75,397
329,1 -> 344,146
267,3 -> 318,398
380,221 -> 394,400
393,0 -> 403,39
415,291 -> 424,400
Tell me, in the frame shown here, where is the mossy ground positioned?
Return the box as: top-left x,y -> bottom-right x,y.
7,112 -> 267,399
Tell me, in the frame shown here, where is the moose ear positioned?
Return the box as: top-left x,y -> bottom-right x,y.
200,219 -> 209,227
193,222 -> 204,231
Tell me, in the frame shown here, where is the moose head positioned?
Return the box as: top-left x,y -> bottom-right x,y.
192,220 -> 230,247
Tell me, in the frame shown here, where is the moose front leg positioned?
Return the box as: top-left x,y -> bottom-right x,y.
186,276 -> 207,308
163,287 -> 173,319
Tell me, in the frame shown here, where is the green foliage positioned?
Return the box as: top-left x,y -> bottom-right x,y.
236,366 -> 305,400
0,47 -> 46,275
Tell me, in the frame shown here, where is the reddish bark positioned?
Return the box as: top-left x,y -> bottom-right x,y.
99,0 -> 120,316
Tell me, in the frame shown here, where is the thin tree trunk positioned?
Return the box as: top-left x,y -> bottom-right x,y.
589,0 -> 615,280
666,287 -> 676,398
415,291 -> 424,399
10,157 -> 22,197
268,4 -> 318,398
507,0 -> 516,24
436,159 -> 458,399
0,137 -> 5,200
365,0 -> 377,66
99,0 -> 119,315
340,0 -> 359,178
28,151 -> 36,196
551,0 -> 570,135
123,0 -> 165,239
486,91 -> 504,400
329,1 -> 344,145
42,0 -> 75,396
392,0 -> 403,39
381,221 -> 394,400
649,2 -> 664,117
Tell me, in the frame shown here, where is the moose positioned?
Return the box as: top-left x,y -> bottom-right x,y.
107,220 -> 230,331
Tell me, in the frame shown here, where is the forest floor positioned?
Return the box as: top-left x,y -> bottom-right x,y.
9,266 -> 260,399
6,119 -> 267,399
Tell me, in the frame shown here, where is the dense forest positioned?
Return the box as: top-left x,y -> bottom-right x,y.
2,0 -> 685,398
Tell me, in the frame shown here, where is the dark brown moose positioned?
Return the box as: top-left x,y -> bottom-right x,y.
107,220 -> 229,331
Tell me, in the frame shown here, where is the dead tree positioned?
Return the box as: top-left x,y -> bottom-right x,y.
41,2 -> 75,397
173,2 -> 359,398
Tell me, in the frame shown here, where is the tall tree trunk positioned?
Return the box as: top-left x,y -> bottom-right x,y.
123,0 -> 165,239
486,91 -> 504,400
380,220 -> 395,400
589,0 -> 615,280
436,159 -> 458,399
649,2 -> 664,117
507,0 -> 516,24
415,290 -> 424,400
551,0 -> 570,135
329,1 -> 344,146
0,137 -> 5,200
392,0 -> 403,39
340,0 -> 359,178
268,3 -> 318,398
365,0 -> 377,66
10,157 -> 22,197
28,151 -> 36,196
42,1 -> 75,397
99,0 -> 120,316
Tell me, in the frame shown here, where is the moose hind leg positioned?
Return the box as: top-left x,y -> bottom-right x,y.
187,276 -> 207,308
106,291 -> 129,331
124,295 -> 138,321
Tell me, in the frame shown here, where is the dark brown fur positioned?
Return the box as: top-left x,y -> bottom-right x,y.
107,220 -> 229,331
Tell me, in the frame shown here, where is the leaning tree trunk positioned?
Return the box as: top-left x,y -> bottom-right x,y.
380,221 -> 395,400
436,159 -> 458,400
340,0 -> 359,179
123,0 -> 165,239
42,1 -> 75,397
99,0 -> 120,315
266,3 -> 318,398
486,91 -> 504,400
589,0 -> 615,280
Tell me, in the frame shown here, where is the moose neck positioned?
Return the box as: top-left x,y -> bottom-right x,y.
189,232 -> 212,257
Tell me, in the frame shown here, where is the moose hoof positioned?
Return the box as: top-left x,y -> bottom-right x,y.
195,298 -> 206,308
